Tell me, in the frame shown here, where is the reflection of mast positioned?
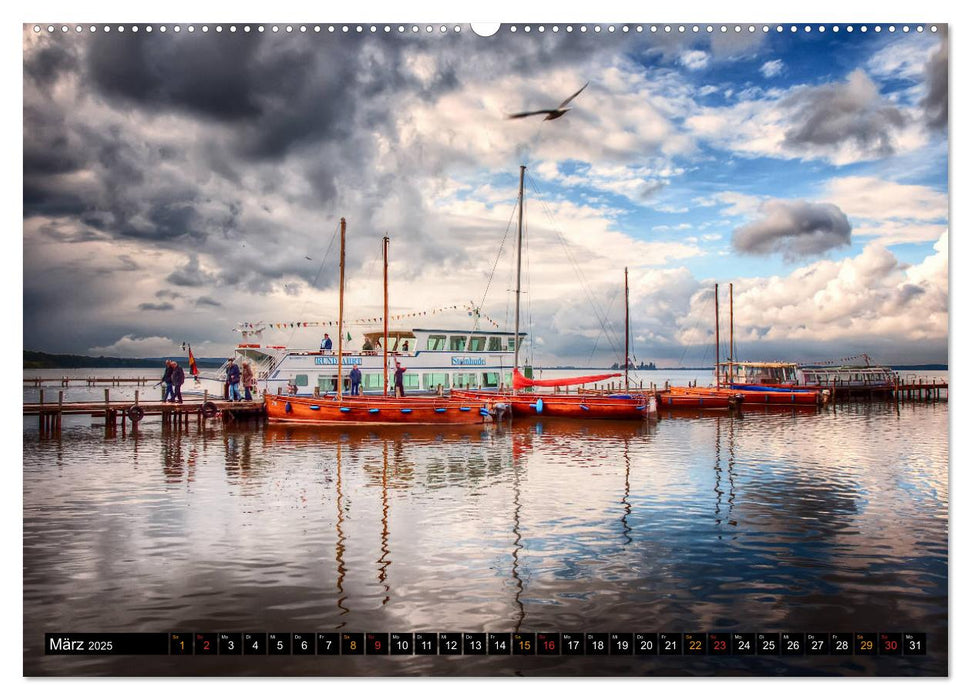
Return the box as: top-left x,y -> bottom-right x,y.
620,436 -> 632,545
335,440 -> 349,624
726,415 -> 737,527
511,434 -> 525,632
377,440 -> 391,606
713,416 -> 724,527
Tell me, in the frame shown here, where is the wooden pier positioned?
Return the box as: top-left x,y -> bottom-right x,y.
24,388 -> 265,435
24,376 -> 156,387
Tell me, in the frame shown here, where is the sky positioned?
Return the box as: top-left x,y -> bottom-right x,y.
22,20 -> 949,367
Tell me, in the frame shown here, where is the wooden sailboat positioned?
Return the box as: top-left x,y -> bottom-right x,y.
265,220 -> 501,424
451,166 -> 654,421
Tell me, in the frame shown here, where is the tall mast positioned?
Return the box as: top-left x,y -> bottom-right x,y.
383,235 -> 389,397
729,282 -> 734,386
337,217 -> 346,399
714,283 -> 720,388
624,266 -> 630,391
514,165 -> 525,392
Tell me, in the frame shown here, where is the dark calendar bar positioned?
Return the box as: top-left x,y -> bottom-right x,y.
45,632 -> 928,656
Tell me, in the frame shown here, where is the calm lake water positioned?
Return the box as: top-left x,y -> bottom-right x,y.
23,370 -> 948,676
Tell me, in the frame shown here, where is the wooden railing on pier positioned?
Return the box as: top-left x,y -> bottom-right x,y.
24,388 -> 264,435
24,376 -> 156,387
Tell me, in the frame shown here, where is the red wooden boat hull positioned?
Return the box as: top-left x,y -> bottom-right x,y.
656,389 -> 738,409
732,388 -> 821,405
265,394 -> 494,424
450,390 -> 651,420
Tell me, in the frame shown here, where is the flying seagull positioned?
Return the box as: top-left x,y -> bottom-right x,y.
506,81 -> 589,121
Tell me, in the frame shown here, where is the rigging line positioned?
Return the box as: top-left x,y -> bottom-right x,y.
586,288 -> 620,367
524,173 -> 617,356
475,197 -> 519,336
286,219 -> 340,347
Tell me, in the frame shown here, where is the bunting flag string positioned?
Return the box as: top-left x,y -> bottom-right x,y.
234,303 -> 505,336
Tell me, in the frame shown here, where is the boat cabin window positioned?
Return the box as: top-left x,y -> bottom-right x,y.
482,372 -> 499,388
468,336 -> 486,352
422,373 -> 450,391
487,336 -> 502,351
403,374 -> 420,390
363,373 -> 384,390
427,335 -> 446,351
507,337 -> 518,352
452,372 -> 478,388
317,375 -> 337,392
294,374 -> 309,387
449,336 -> 467,352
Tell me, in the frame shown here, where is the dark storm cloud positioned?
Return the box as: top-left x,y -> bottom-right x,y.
166,254 -> 216,287
782,70 -> 906,157
23,39 -> 78,87
922,32 -> 948,130
195,296 -> 221,308
732,200 -> 851,261
138,302 -> 175,311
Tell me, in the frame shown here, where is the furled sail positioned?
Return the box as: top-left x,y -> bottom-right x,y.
512,368 -> 621,389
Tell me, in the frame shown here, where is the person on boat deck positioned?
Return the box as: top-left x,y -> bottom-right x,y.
242,361 -> 255,401
321,334 -> 333,353
170,361 -> 185,404
226,358 -> 242,401
362,337 -> 374,354
402,340 -> 409,352
394,362 -> 406,397
349,365 -> 362,395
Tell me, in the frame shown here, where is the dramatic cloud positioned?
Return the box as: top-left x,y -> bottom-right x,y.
21,26 -> 947,366
781,69 -> 906,158
922,32 -> 948,130
732,200 -> 851,260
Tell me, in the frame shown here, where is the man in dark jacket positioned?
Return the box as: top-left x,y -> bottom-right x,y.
227,359 -> 242,401
349,365 -> 362,396
161,361 -> 175,402
171,362 -> 185,404
394,362 -> 406,397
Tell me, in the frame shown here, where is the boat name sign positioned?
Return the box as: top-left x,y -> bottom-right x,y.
451,357 -> 487,366
315,356 -> 363,366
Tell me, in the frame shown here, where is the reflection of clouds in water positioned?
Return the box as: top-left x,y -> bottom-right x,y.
22,404 -> 948,673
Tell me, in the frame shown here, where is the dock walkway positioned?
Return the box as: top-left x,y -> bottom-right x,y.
24,388 -> 264,435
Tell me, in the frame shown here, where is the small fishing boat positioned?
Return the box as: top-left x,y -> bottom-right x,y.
713,284 -> 824,406
655,385 -> 742,410
265,393 -> 499,424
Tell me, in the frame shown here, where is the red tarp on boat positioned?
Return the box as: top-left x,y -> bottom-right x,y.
512,368 -> 621,389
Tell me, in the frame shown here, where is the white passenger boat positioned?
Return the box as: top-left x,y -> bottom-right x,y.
227,327 -> 526,397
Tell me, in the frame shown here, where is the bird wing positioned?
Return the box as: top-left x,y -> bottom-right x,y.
557,81 -> 589,109
506,110 -> 555,120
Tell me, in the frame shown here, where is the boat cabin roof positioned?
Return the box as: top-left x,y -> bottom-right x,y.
717,361 -> 798,369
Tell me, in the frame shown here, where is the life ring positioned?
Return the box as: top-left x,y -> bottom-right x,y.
126,405 -> 145,423
202,401 -> 219,419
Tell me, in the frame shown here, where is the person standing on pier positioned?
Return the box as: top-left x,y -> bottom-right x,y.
349,364 -> 362,396
161,360 -> 175,402
226,358 -> 242,401
171,361 -> 185,404
242,361 -> 255,401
